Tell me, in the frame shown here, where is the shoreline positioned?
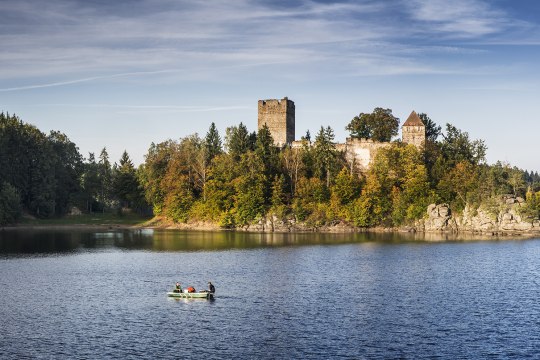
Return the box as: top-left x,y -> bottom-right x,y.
4,219 -> 539,240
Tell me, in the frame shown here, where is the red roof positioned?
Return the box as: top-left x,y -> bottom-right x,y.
403,111 -> 424,126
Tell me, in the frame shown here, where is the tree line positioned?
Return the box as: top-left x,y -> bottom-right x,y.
0,112 -> 146,225
1,109 -> 539,227
139,108 -> 540,228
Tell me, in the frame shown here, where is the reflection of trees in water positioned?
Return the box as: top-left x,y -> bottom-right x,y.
0,229 -> 515,255
0,230 -> 83,254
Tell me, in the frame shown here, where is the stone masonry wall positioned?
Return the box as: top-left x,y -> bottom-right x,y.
258,97 -> 295,146
402,125 -> 425,148
338,138 -> 392,172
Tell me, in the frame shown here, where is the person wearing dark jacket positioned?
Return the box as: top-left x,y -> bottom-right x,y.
208,282 -> 215,294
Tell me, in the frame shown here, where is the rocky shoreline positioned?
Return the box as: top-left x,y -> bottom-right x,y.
419,196 -> 540,236
5,195 -> 540,239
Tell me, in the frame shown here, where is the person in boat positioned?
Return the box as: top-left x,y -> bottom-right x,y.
208,281 -> 215,294
173,282 -> 182,293
186,286 -> 196,293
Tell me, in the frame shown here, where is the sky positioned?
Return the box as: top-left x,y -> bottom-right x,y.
1,0 -> 540,171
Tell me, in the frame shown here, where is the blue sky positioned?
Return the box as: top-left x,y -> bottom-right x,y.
1,0 -> 540,171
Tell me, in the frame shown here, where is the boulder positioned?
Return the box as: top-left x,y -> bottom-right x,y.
424,204 -> 452,231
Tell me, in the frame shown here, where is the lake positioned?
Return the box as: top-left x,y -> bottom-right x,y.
1,229 -> 540,359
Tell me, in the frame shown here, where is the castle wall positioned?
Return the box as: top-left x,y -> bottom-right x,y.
257,98 -> 424,172
341,138 -> 392,172
258,97 -> 295,146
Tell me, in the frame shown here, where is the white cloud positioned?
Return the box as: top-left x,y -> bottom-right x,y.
0,0 -> 534,91
405,0 -> 508,37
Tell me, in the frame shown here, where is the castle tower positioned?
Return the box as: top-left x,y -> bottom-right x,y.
402,111 -> 425,148
258,97 -> 295,146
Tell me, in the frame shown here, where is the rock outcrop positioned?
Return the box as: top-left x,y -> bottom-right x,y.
423,204 -> 453,232
420,196 -> 540,234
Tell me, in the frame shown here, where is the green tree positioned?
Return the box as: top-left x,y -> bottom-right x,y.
313,126 -> 339,187
204,122 -> 222,165
437,161 -> 479,211
0,182 -> 22,225
418,113 -> 441,143
140,141 -> 174,214
81,153 -> 101,212
98,147 -> 114,211
346,107 -> 399,142
225,122 -> 253,160
48,130 -> 83,215
113,151 -> 142,209
331,167 -> 362,205
203,153 -> 238,220
234,152 -> 266,226
441,124 -> 487,166
356,143 -> 432,226
255,124 -> 279,203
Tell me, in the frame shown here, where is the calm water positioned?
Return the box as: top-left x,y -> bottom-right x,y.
1,229 -> 540,359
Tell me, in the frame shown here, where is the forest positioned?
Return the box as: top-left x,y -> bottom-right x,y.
1,110 -> 539,227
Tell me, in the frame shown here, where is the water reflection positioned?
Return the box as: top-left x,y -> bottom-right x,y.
0,228 -> 532,255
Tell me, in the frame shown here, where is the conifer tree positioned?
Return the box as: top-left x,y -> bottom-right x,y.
225,122 -> 251,160
204,122 -> 222,165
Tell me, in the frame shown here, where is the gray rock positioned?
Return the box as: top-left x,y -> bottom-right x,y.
502,213 -> 513,221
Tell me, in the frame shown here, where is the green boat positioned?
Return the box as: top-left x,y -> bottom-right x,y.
167,291 -> 214,299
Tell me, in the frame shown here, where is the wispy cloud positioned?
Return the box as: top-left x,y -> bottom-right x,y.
404,0 -> 509,37
32,103 -> 251,113
0,0 -> 535,91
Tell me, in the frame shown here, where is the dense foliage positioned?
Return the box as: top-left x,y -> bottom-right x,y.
0,112 -> 147,225
139,115 -> 540,228
346,107 -> 400,142
1,111 -> 539,228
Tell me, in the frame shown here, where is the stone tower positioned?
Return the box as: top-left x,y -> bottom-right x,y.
402,111 -> 426,148
258,97 -> 295,146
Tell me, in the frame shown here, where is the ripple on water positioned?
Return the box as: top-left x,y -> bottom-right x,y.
1,232 -> 540,358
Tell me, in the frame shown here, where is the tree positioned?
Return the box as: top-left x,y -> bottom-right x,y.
81,153 -> 101,212
313,126 -> 340,187
0,182 -> 22,225
113,151 -> 142,209
418,113 -> 441,143
204,122 -> 222,165
140,142 -> 174,214
204,153 -> 238,220
225,122 -> 253,160
438,161 -> 479,211
346,107 -> 399,142
0,113 -> 86,218
98,147 -> 114,211
255,124 -> 279,203
356,143 -> 432,226
48,130 -> 83,215
441,124 -> 487,166
234,152 -> 266,226
508,167 -> 526,197
270,174 -> 287,219
331,167 -> 362,205
281,146 -> 303,196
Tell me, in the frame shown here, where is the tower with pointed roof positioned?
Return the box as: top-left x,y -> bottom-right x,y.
402,111 -> 425,148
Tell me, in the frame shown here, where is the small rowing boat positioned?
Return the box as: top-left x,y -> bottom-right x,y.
167,291 -> 214,299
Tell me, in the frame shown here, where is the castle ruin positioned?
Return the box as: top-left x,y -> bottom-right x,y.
257,97 -> 295,146
257,98 -> 426,172
401,111 -> 426,148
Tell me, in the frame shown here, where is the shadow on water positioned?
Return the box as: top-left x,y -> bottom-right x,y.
0,228 -> 533,255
